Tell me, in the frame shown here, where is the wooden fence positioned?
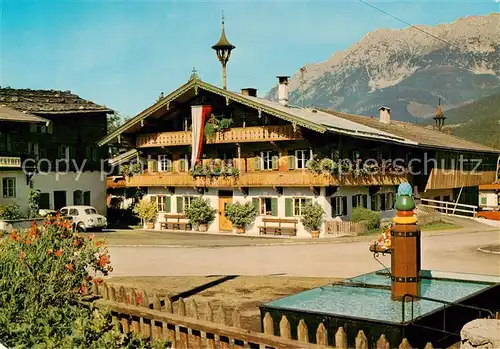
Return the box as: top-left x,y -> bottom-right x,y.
91,283 -> 443,349
324,220 -> 366,236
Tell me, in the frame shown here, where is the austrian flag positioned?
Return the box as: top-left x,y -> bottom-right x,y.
191,105 -> 212,167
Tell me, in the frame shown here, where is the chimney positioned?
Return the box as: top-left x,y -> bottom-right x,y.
241,88 -> 257,97
379,106 -> 391,124
277,76 -> 290,106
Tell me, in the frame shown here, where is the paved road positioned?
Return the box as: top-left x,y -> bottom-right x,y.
107,229 -> 500,278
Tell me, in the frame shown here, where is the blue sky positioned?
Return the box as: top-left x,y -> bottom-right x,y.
1,0 -> 498,117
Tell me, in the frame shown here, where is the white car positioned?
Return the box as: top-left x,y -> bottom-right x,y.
59,206 -> 107,232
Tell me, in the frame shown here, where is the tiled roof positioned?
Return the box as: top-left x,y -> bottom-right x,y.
0,105 -> 49,124
0,88 -> 113,114
323,109 -> 499,153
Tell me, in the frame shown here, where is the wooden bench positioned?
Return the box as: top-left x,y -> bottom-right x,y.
160,213 -> 191,231
258,217 -> 298,236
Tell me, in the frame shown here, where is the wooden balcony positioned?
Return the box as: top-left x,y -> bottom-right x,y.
136,125 -> 302,148
425,168 -> 498,190
107,171 -> 406,189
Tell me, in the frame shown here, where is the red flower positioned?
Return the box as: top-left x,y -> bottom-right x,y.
66,263 -> 74,272
19,251 -> 26,261
47,249 -> 53,255
93,277 -> 104,284
137,291 -> 143,305
25,239 -> 31,245
54,249 -> 63,257
98,254 -> 109,267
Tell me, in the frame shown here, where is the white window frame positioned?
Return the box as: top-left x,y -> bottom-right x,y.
157,195 -> 167,212
158,155 -> 172,172
260,151 -> 273,170
259,197 -> 273,216
293,197 -> 307,216
295,150 -> 309,169
353,194 -> 367,209
28,142 -> 39,156
183,196 -> 194,211
331,196 -> 344,216
2,177 -> 16,198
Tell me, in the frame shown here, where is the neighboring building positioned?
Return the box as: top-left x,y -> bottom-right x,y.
98,21 -> 499,236
0,88 -> 113,214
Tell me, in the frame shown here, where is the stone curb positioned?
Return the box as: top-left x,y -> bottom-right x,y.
477,246 -> 500,255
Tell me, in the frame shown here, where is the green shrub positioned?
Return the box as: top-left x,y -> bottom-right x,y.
184,197 -> 216,226
28,189 -> 41,218
0,215 -> 169,348
133,198 -> 158,224
301,202 -> 325,230
0,202 -> 25,220
351,207 -> 380,230
225,202 -> 258,227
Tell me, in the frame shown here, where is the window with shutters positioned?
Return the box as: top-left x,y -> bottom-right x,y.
28,142 -> 39,156
184,196 -> 193,211
0,133 -> 12,152
293,197 -> 310,216
331,196 -> 347,216
371,192 -> 394,211
158,155 -> 173,172
157,196 -> 168,212
352,194 -> 368,209
257,197 -> 277,216
295,150 -> 310,169
260,151 -> 278,170
2,177 -> 16,198
58,145 -> 69,160
86,147 -> 98,162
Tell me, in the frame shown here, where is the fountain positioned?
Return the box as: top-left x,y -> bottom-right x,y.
261,183 -> 500,348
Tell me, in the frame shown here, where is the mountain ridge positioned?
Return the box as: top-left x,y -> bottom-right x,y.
266,13 -> 500,122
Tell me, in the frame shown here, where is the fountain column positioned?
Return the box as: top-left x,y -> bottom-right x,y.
391,183 -> 421,301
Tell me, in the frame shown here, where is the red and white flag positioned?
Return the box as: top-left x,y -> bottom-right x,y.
191,105 -> 212,167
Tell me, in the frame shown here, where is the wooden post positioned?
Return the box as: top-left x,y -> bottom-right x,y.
216,305 -> 225,325
190,299 -> 199,320
399,338 -> 413,349
164,296 -> 173,313
177,298 -> 186,316
232,308 -> 241,328
163,323 -> 176,347
91,282 -> 98,296
206,332 -> 216,349
119,286 -> 127,303
263,313 -> 274,335
377,334 -> 390,349
109,286 -> 116,302
130,290 -> 140,334
424,343 -> 434,349
152,294 -> 162,340
335,327 -> 348,349
179,326 -> 189,349
140,290 -> 151,339
297,319 -> 309,343
101,283 -> 109,300
206,302 -> 214,322
316,323 -> 328,346
279,315 -> 291,339
355,330 -> 368,349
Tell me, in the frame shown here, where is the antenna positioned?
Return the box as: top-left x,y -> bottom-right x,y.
300,66 -> 306,108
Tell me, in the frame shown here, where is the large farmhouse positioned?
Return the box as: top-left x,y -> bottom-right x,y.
0,88 -> 112,214
99,20 -> 499,237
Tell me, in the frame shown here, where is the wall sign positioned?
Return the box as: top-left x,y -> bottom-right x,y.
0,157 -> 21,168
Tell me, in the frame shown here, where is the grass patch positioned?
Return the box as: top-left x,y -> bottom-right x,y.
420,220 -> 460,231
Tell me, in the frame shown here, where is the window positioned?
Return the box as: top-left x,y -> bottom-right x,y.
352,194 -> 368,209
73,190 -> 83,205
253,197 -> 277,216
30,124 -> 47,133
371,192 -> 394,211
58,145 -> 69,159
293,197 -> 311,216
59,208 -> 68,216
156,196 -> 171,212
2,177 -> 16,198
158,155 -> 173,172
69,208 -> 79,216
295,150 -> 310,169
84,208 -> 97,215
331,196 -> 348,216
260,151 -> 278,170
83,191 -> 91,206
0,133 -> 12,152
176,196 -> 194,213
28,142 -> 39,156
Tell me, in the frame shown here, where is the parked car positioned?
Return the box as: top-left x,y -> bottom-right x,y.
477,209 -> 500,221
59,206 -> 107,232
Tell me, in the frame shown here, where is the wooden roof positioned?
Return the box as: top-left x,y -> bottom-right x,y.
0,105 -> 50,124
97,76 -> 500,155
0,88 -> 113,114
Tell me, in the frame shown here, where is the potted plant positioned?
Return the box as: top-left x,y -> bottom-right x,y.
224,202 -> 258,234
301,202 -> 324,238
132,198 -> 158,229
184,197 -> 216,232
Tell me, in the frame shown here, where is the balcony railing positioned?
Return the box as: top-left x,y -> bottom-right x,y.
136,125 -> 302,148
108,170 -> 406,189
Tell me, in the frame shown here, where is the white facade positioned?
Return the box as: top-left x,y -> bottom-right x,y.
146,185 -> 397,237
0,170 -> 107,216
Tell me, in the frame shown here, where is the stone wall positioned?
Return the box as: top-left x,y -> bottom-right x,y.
461,319 -> 500,349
